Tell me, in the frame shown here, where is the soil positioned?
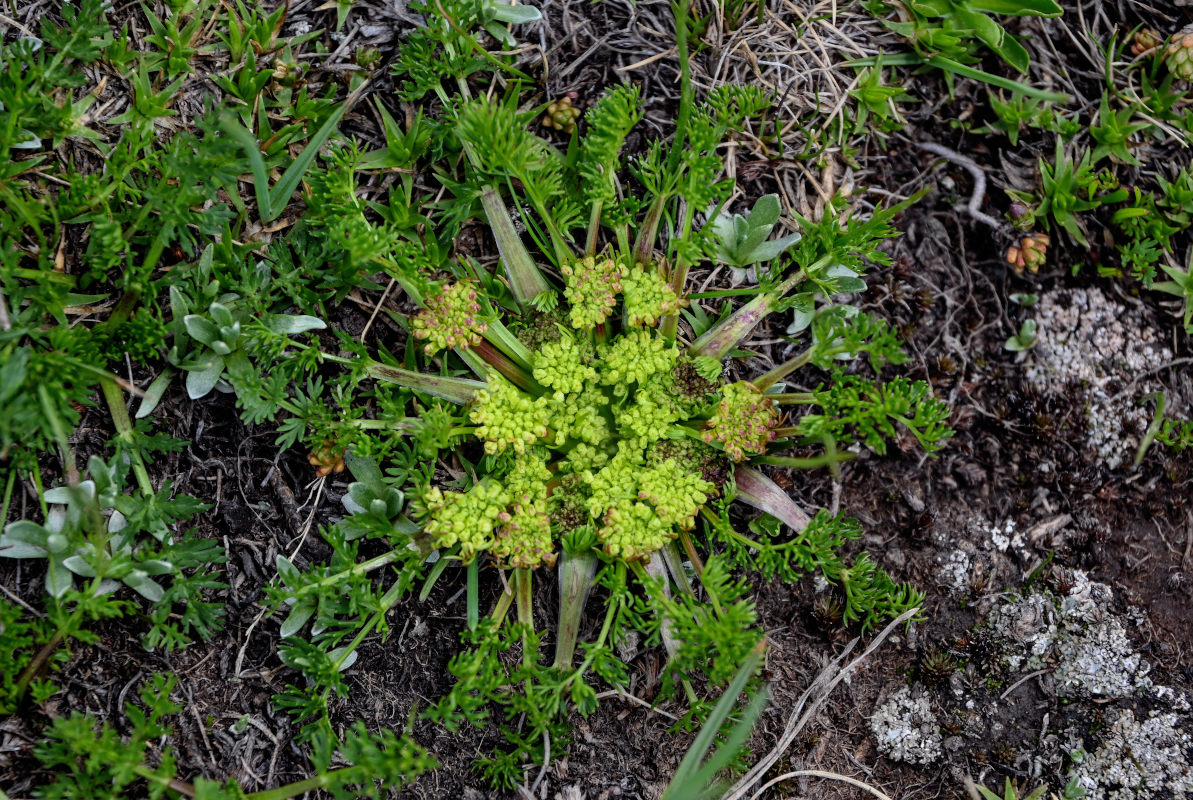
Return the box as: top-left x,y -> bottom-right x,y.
2,0 -> 1192,798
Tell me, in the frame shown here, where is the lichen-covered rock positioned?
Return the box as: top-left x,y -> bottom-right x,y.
1073,707 -> 1193,799
1023,288 -> 1174,469
871,685 -> 942,765
984,573 -> 1152,698
1054,615 -> 1151,699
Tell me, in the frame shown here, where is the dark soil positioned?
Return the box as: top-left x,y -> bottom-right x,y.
2,0 -> 1192,797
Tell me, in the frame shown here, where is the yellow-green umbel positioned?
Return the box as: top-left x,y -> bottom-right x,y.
411,280 -> 487,355
470,375 -> 552,455
423,482 -> 511,562
561,256 -> 623,329
622,267 -> 686,327
702,381 -> 780,462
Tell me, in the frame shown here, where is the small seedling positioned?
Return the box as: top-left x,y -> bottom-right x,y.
1005,319 -> 1038,351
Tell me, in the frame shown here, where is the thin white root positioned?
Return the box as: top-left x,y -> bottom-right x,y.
747,769 -> 896,800
919,141 -> 1006,233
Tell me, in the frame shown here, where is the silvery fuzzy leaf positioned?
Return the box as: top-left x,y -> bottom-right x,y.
63,554 -> 97,577
280,600 -> 316,638
46,559 -> 73,598
186,356 -> 225,399
328,646 -> 358,671
265,314 -> 327,335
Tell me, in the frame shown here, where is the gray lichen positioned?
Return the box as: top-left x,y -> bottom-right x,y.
1072,708 -> 1193,800
985,573 -> 1150,698
871,685 -> 942,765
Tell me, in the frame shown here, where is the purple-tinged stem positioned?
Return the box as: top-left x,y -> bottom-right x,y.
688,270 -> 805,360
734,466 -> 812,533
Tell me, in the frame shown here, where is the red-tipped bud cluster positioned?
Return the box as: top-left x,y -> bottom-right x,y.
411,281 -> 487,355
493,501 -> 556,569
1131,28 -> 1162,56
1167,27 -> 1193,80
702,381 -> 779,462
541,94 -> 581,134
562,256 -> 624,329
1005,233 -> 1050,275
307,439 -> 346,476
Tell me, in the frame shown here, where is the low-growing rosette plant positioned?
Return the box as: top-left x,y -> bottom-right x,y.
264,69 -> 950,784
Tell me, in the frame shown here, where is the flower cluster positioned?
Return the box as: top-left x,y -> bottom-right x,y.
702,381 -> 779,462
541,94 -> 581,134
533,334 -> 596,399
421,279 -> 749,565
506,450 -> 551,504
562,256 -> 624,329
411,281 -> 487,355
549,392 -> 609,446
598,329 -> 678,388
470,375 -> 552,455
637,459 -> 712,529
598,499 -> 674,561
493,501 -> 555,568
307,439 -> 346,476
1167,27 -> 1193,81
614,395 -> 679,449
1005,233 -> 1050,275
584,449 -> 641,517
423,482 -> 511,562
622,267 -> 685,327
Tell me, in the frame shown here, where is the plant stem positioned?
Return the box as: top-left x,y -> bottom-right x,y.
460,340 -> 538,393
37,385 -> 77,485
132,766 -> 197,797
490,572 -> 515,625
552,547 -> 598,669
480,185 -> 553,309
515,567 -> 535,670
466,558 -> 479,631
585,200 -> 603,257
660,541 -> 694,597
733,466 -> 812,532
677,530 -> 705,576
295,550 -> 402,599
752,346 -> 815,392
481,319 -> 534,372
772,392 -> 815,406
354,358 -> 486,405
689,270 -> 806,359
632,193 -> 667,267
100,378 -> 154,496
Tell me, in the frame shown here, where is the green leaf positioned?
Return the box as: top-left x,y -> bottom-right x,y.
990,28 -> 1031,74
183,315 -> 220,347
281,600 -> 316,638
661,643 -> 766,800
222,98 -> 350,222
490,4 -> 541,24
135,369 -> 175,419
970,0 -> 1062,16
46,558 -> 73,598
265,314 -> 327,335
0,521 -> 50,558
185,357 -> 225,399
